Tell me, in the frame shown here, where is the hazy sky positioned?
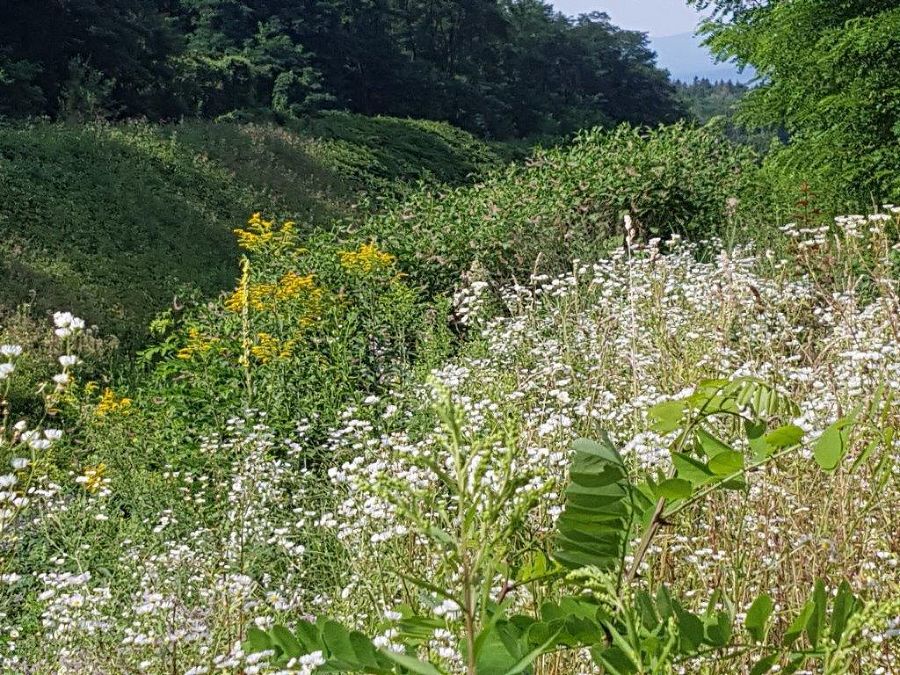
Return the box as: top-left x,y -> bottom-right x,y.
551,0 -> 706,37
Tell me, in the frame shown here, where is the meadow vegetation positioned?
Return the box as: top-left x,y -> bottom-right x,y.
0,112 -> 503,345
1,117 -> 898,671
1,2 -> 899,674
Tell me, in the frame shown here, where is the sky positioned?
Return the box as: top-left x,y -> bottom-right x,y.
551,0 -> 707,37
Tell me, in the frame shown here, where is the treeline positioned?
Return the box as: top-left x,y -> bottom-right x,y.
0,0 -> 682,138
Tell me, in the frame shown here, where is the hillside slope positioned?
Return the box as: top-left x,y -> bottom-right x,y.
0,112 -> 502,344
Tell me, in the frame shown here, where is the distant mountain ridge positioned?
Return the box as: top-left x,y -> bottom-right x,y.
650,31 -> 755,83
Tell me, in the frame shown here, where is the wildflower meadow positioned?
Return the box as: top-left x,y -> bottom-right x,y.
1,2 -> 900,672
1,195 -> 898,673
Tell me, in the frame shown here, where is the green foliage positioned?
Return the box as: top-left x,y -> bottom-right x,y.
553,436 -> 647,575
693,0 -> 900,212
0,1 -> 682,138
366,121 -> 767,296
0,114 -> 500,345
247,375 -> 875,673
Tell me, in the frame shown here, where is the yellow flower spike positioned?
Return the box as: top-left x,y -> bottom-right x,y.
250,332 -> 296,364
233,213 -> 298,252
339,243 -> 396,273
95,388 -> 132,416
177,327 -> 219,360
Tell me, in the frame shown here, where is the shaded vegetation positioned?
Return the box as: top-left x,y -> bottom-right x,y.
0,113 -> 502,344
0,0 -> 683,138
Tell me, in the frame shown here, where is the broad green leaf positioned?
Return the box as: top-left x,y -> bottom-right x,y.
672,452 -> 716,486
673,601 -> 705,651
652,478 -> 692,500
764,424 -> 804,449
744,594 -> 774,642
696,428 -> 734,458
270,625 -> 302,659
322,620 -> 358,665
349,631 -> 382,669
745,419 -> 768,460
293,620 -> 324,652
813,418 -> 852,470
708,450 -> 744,476
244,626 -> 272,655
554,434 -> 640,574
648,400 -> 686,433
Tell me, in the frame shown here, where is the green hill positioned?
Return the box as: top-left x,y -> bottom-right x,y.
0,112 -> 502,345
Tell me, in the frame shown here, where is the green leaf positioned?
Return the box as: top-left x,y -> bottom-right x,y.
652,478 -> 692,500
270,625 -> 303,659
806,579 -> 827,648
696,428 -> 734,458
672,452 -> 716,486
707,450 -> 744,475
764,424 -> 804,449
648,400 -> 685,433
745,419 -> 768,460
744,594 -> 774,643
813,419 -> 852,470
749,654 -> 779,675
830,581 -> 856,642
501,627 -> 562,675
322,620 -> 358,665
554,434 -> 641,574
380,649 -> 444,675
591,646 -> 638,675
674,603 -> 705,652
783,599 -> 814,648
293,620 -> 324,652
354,631 -> 388,670
244,626 -> 272,655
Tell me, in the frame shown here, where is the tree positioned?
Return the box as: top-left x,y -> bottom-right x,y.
0,0 -> 182,119
690,0 -> 900,208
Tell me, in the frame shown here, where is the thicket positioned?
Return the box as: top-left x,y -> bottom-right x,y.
363,121 -> 769,296
692,0 -> 900,214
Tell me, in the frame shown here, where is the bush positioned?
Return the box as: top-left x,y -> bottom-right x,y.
363,120 -> 768,296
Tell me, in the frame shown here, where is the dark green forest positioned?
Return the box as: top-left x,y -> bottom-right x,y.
0,0 -> 682,137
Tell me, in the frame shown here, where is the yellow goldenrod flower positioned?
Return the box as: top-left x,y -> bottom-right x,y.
250,333 -> 296,364
95,388 -> 132,416
233,213 -> 298,252
78,463 -> 107,494
339,243 -> 395,274
177,327 -> 218,360
226,272 -> 322,314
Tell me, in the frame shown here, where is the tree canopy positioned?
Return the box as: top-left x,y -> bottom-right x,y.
691,0 -> 900,206
0,0 -> 683,138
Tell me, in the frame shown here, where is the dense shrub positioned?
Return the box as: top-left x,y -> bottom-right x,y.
364,121 -> 769,296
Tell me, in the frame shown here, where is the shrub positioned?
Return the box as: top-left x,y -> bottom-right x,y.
363,120 -> 769,296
